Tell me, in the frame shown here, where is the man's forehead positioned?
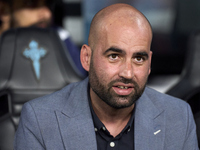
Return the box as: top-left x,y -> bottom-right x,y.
103,23 -> 151,44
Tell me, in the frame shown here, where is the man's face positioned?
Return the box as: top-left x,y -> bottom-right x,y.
89,21 -> 152,109
12,6 -> 52,28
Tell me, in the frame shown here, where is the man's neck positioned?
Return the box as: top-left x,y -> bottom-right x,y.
90,89 -> 135,137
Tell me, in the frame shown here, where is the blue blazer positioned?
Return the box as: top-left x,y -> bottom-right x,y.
14,78 -> 199,150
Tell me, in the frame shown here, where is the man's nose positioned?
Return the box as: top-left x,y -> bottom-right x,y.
119,60 -> 134,79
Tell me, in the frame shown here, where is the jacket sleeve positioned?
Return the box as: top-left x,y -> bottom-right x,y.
183,104 -> 199,150
14,102 -> 45,150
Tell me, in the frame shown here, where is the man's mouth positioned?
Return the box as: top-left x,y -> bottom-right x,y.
31,20 -> 51,28
112,84 -> 134,96
117,86 -> 130,89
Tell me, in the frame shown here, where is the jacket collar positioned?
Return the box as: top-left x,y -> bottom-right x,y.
134,88 -> 165,150
56,78 -> 165,150
61,78 -> 90,117
55,78 -> 97,150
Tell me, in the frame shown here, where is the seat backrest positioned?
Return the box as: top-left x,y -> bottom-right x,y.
167,31 -> 200,99
0,27 -> 83,150
166,31 -> 200,147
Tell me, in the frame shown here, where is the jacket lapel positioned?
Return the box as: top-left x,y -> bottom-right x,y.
54,79 -> 166,150
134,89 -> 166,150
55,111 -> 97,150
55,79 -> 97,150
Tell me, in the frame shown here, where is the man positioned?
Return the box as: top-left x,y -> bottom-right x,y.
0,0 -> 87,77
14,3 -> 199,150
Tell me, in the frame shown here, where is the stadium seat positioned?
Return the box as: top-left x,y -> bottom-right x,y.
0,27 -> 84,150
166,31 -> 200,146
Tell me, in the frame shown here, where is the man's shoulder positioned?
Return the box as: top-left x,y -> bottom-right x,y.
141,87 -> 192,124
25,78 -> 88,110
144,87 -> 189,110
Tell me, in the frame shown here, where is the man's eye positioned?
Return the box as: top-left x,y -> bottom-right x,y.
135,56 -> 144,62
109,54 -> 119,60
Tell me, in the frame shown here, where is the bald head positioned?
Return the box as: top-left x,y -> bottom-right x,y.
88,3 -> 152,49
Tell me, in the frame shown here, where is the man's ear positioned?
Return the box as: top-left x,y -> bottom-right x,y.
148,51 -> 153,75
80,44 -> 92,72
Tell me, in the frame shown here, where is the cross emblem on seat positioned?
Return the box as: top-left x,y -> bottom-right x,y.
23,40 -> 47,80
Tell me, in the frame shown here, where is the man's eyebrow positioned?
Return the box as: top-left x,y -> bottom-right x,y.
134,52 -> 149,58
103,47 -> 125,55
103,47 -> 149,58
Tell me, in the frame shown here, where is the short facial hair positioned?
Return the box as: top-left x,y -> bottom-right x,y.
89,54 -> 146,109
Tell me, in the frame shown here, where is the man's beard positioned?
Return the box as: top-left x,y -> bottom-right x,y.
89,58 -> 147,109
30,20 -> 51,28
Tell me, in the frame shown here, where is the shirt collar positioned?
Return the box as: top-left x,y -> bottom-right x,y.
87,84 -> 135,134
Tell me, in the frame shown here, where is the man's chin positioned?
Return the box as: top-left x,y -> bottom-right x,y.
31,22 -> 51,28
105,97 -> 136,109
36,23 -> 49,28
